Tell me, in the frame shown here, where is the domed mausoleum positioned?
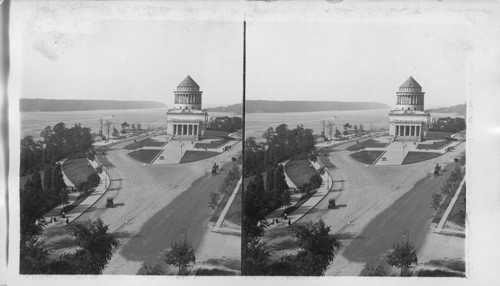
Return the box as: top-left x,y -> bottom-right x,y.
166,75 -> 208,140
389,76 -> 431,141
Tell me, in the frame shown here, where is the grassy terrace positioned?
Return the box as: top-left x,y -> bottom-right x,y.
204,130 -> 230,139
402,151 -> 442,165
124,138 -> 165,150
180,150 -> 219,164
350,150 -> 385,165
346,139 -> 388,151
194,139 -> 230,149
128,149 -> 163,164
224,184 -> 242,226
426,131 -> 453,140
417,140 -> 452,150
284,159 -> 318,188
447,184 -> 466,227
62,158 -> 97,186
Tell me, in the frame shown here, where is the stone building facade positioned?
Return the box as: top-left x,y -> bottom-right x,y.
166,75 -> 208,140
389,76 -> 431,141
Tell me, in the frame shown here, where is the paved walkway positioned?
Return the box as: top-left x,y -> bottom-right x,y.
43,158 -> 111,226
266,159 -> 333,228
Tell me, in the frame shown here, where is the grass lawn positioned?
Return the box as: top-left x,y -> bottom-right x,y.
124,138 -> 165,150
402,151 -> 442,165
284,159 -> 318,188
180,150 -> 219,164
128,149 -> 163,164
350,150 -> 385,165
347,139 -> 388,151
194,139 -> 230,149
224,184 -> 242,226
204,130 -> 229,139
447,184 -> 466,227
426,131 -> 453,140
62,158 -> 97,186
417,140 -> 452,150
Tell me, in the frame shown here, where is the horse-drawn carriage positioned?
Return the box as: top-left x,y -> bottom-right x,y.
106,197 -> 114,208
212,162 -> 219,174
328,198 -> 336,209
434,163 -> 441,176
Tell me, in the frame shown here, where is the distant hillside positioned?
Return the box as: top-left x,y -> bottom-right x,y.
208,100 -> 389,114
207,103 -> 243,114
20,98 -> 166,112
428,103 -> 466,116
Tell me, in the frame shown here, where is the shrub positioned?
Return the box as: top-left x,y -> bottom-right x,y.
87,173 -> 100,187
309,174 -> 323,189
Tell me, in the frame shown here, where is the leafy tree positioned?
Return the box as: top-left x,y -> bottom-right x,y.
334,128 -> 342,139
131,123 -> 136,135
309,173 -> 322,189
143,264 -> 165,275
20,184 -> 46,238
164,240 -> 196,275
386,238 -> 418,276
105,120 -> 113,139
363,264 -> 389,276
242,237 -> 270,275
98,119 -> 104,136
137,122 -> 142,133
112,126 -> 120,138
291,219 -> 340,265
51,163 -> 66,192
60,188 -> 69,208
353,124 -> 359,135
51,218 -> 119,274
208,192 -> 220,210
430,193 -> 442,210
43,165 -> 52,190
321,120 -> 326,138
273,164 -> 288,201
20,236 -> 50,274
326,121 -> 335,140
359,124 -> 365,133
121,122 -> 130,134
343,123 -> 352,135
265,166 -> 275,192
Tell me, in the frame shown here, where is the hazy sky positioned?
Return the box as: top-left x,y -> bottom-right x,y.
14,14 -> 243,107
247,22 -> 470,108
13,4 -> 470,109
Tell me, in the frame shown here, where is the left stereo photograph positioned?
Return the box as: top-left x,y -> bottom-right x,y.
11,3 -> 243,275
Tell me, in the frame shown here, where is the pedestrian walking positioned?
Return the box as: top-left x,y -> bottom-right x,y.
53,216 -> 57,222
66,218 -> 69,224
288,218 -> 291,226
284,213 -> 288,220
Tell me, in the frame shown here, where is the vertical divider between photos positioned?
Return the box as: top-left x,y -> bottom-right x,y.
241,20 -> 246,274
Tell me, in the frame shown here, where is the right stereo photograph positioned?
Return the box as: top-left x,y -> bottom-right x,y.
242,21 -> 467,277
